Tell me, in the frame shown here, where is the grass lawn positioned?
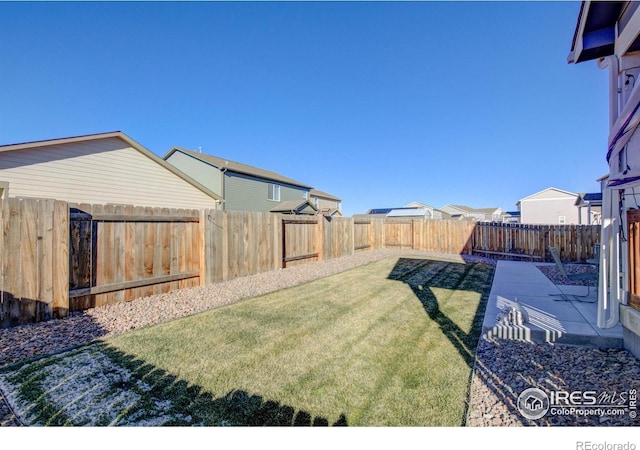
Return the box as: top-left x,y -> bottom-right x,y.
0,255 -> 494,426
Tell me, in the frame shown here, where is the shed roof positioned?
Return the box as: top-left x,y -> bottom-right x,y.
164,147 -> 313,189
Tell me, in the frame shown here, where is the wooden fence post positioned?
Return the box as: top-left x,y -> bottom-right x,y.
317,215 -> 324,261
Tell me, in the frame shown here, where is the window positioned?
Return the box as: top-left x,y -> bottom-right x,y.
303,191 -> 308,200
268,183 -> 280,201
559,216 -> 566,224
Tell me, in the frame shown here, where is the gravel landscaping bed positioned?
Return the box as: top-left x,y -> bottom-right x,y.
466,338 -> 640,426
467,262 -> 640,427
536,263 -> 599,287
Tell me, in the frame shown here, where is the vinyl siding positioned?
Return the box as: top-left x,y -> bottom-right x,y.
313,196 -> 340,211
0,137 -> 219,209
224,171 -> 308,212
520,198 -> 580,224
165,150 -> 223,196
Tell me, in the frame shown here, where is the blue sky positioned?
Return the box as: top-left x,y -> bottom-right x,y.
0,1 -> 609,216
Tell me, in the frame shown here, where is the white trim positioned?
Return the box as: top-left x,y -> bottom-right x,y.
517,187 -> 578,202
267,183 -> 280,202
615,6 -> 640,57
598,187 -> 621,329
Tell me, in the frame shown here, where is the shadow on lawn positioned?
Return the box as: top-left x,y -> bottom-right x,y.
100,344 -> 349,427
387,257 -> 494,368
387,256 -> 496,426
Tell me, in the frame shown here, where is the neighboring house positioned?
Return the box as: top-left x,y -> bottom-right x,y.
163,147 -> 313,213
575,192 -> 603,225
310,189 -> 342,216
503,211 -> 521,224
404,202 -> 447,219
441,205 -> 506,222
516,187 -> 581,225
356,203 -> 448,220
387,208 -> 432,219
354,207 -> 420,220
0,131 -> 223,210
568,0 -> 640,357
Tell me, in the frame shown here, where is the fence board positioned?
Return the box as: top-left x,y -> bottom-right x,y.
37,199 -> 54,322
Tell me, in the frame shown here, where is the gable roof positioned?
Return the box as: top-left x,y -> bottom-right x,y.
164,147 -> 313,189
269,199 -> 318,215
441,204 -> 474,213
404,201 -> 439,210
0,131 -> 223,203
310,189 -> 341,202
517,187 -> 578,204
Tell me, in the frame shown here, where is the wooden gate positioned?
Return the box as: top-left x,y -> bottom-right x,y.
69,204 -> 201,311
383,220 -> 414,249
627,210 -> 640,311
282,217 -> 319,268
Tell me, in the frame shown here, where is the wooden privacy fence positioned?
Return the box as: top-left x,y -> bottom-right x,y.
68,204 -> 201,312
472,222 -> 601,262
0,197 -> 601,328
0,198 -> 68,328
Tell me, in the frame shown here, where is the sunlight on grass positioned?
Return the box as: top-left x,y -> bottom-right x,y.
0,255 -> 494,426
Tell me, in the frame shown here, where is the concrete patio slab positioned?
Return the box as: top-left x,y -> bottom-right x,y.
482,260 -> 623,348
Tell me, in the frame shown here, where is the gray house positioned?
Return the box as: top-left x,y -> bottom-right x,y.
164,147 -> 313,213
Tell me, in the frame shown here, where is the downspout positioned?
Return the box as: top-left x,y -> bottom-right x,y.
597,55 -> 621,329
598,187 -> 621,328
597,55 -> 620,128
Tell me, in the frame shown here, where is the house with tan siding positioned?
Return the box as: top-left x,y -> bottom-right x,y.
441,204 -> 506,222
0,132 -> 222,209
310,189 -> 342,216
164,147 -> 316,213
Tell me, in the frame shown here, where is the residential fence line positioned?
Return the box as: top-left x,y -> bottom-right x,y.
0,197 -> 601,328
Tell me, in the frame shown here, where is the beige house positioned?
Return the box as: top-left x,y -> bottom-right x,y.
310,189 -> 342,216
441,204 -> 506,222
0,132 -> 223,209
516,187 -> 583,225
404,202 -> 447,219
